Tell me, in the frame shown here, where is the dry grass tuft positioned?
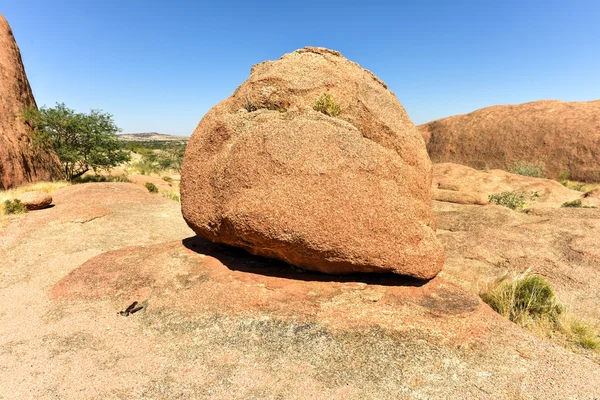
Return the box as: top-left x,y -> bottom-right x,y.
481,270 -> 600,353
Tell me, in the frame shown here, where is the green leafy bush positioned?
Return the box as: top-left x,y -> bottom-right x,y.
145,182 -> 158,193
508,161 -> 546,178
489,191 -> 527,210
3,199 -> 28,215
314,93 -> 342,117
21,103 -> 130,181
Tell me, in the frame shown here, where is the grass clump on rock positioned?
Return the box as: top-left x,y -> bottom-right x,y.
481,272 -> 562,326
481,271 -> 600,352
508,161 -> 546,178
144,182 -> 158,193
489,191 -> 527,210
314,93 -> 341,117
3,199 -> 28,215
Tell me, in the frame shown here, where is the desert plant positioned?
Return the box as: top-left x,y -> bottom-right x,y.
562,199 -> 582,208
3,199 -> 28,215
145,182 -> 158,193
508,161 -> 546,178
481,272 -> 563,326
314,93 -> 342,117
244,97 -> 258,112
161,191 -> 180,202
489,191 -> 527,210
21,103 -> 130,180
72,174 -> 131,184
162,176 -> 173,184
481,271 -> 600,351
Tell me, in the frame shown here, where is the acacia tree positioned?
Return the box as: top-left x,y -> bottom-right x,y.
22,103 -> 130,180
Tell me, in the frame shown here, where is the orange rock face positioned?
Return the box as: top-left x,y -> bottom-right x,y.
181,47 -> 443,279
419,100 -> 600,182
0,14 -> 61,189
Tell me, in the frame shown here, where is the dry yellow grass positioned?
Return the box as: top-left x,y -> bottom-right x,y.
0,181 -> 70,225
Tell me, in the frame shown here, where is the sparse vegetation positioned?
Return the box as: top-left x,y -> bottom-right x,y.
560,199 -> 596,208
161,191 -> 180,202
162,176 -> 173,184
314,93 -> 342,117
481,271 -> 599,352
3,199 -> 28,215
489,191 -> 527,210
144,182 -> 158,193
508,161 -> 546,178
72,174 -> 131,184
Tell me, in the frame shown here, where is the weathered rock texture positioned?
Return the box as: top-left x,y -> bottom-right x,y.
17,191 -> 51,210
433,163 -> 583,208
0,14 -> 61,189
181,47 -> 443,279
419,100 -> 600,182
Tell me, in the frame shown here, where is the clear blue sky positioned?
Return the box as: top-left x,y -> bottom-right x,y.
2,0 -> 599,135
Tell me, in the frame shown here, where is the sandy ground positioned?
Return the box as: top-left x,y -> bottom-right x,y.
1,183 -> 599,399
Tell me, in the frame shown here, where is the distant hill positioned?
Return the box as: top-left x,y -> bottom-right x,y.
118,132 -> 189,142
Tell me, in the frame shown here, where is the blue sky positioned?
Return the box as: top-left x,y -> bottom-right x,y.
2,0 -> 599,135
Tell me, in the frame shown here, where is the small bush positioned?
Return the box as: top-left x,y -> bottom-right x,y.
508,161 -> 546,178
560,199 -> 596,208
314,93 -> 342,117
481,271 -> 600,352
162,176 -> 173,184
562,199 -> 582,208
569,320 -> 599,350
72,174 -> 130,184
481,272 -> 562,326
145,182 -> 158,193
161,191 -> 180,202
3,199 -> 28,215
489,191 -> 527,210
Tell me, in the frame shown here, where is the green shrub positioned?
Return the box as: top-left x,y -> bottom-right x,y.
508,161 -> 546,178
144,182 -> 158,193
314,93 -> 342,117
162,176 -> 173,184
481,272 -> 562,326
489,191 -> 527,210
481,271 -> 600,351
72,174 -> 130,184
562,199 -> 582,208
161,191 -> 180,202
3,199 -> 28,215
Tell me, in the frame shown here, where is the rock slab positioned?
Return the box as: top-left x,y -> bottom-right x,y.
181,47 -> 443,279
0,14 -> 62,189
17,191 -> 52,210
419,100 -> 600,182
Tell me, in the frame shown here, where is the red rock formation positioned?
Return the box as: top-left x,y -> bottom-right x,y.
419,100 -> 600,182
0,14 -> 61,189
181,47 -> 443,279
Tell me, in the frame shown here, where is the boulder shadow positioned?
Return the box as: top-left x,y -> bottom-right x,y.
182,236 -> 428,287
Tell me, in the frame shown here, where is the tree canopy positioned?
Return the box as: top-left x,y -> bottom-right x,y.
22,103 -> 130,181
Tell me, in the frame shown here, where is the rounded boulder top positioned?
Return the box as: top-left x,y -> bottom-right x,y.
181,47 -> 444,279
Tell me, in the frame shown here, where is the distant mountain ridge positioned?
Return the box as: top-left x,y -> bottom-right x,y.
118,132 -> 189,142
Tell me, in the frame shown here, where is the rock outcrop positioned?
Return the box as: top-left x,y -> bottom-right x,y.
17,191 -> 52,210
181,47 -> 443,279
432,163 -> 583,208
419,100 -> 600,182
0,14 -> 61,190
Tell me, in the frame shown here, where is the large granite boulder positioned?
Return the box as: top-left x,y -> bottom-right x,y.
419,100 -> 600,182
0,14 -> 61,189
181,47 -> 443,279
